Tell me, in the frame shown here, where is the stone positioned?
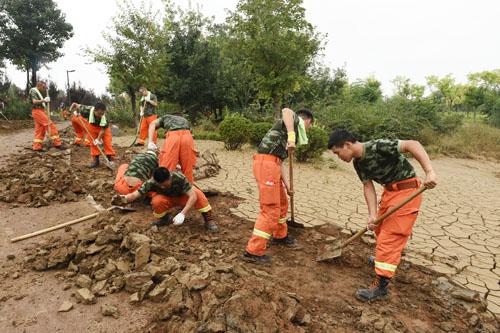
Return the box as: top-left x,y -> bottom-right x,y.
451,289 -> 480,303
95,227 -> 122,245
75,288 -> 96,304
75,274 -> 92,289
373,318 -> 387,331
468,314 -> 479,327
67,261 -> 78,272
187,277 -> 209,291
411,319 -> 431,333
134,243 -> 150,270
101,304 -> 119,318
215,263 -> 233,274
92,279 -> 108,296
58,301 -> 73,312
144,263 -> 167,278
43,190 -> 56,200
129,292 -> 140,303
94,263 -> 116,281
86,243 -> 107,255
115,260 -> 131,273
12,272 -> 20,279
148,276 -> 178,302
125,272 -> 151,292
7,254 -> 15,260
121,233 -> 150,251
111,276 -> 125,291
433,277 -> 455,293
162,257 -> 180,274
440,322 -> 454,332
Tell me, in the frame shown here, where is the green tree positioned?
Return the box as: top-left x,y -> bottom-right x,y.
391,76 -> 424,100
0,0 -> 73,90
226,0 -> 322,119
426,74 -> 465,111
88,0 -> 169,123
349,76 -> 383,103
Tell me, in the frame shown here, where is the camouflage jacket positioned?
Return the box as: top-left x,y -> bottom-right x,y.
157,114 -> 190,132
257,113 -> 300,160
353,139 -> 416,185
138,171 -> 192,196
140,92 -> 157,117
124,151 -> 158,181
29,88 -> 46,109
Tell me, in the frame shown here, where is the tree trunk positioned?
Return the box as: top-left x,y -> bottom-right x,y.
31,66 -> 37,88
128,86 -> 137,126
273,95 -> 281,120
25,69 -> 30,94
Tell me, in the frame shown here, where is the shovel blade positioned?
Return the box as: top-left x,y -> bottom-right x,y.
316,240 -> 342,262
110,205 -> 136,212
287,218 -> 305,229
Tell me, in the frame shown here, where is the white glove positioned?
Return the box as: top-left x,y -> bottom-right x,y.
147,142 -> 157,151
44,96 -> 51,102
145,95 -> 150,102
172,213 -> 185,226
93,138 -> 103,146
73,111 -> 79,116
140,111 -> 144,117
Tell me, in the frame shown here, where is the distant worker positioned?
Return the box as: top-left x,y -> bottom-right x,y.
134,86 -> 158,147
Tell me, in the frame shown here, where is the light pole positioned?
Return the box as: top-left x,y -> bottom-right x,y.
66,69 -> 75,107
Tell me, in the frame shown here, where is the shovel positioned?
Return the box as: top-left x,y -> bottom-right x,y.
316,186 -> 426,262
129,114 -> 144,147
286,150 -> 304,228
10,205 -> 135,243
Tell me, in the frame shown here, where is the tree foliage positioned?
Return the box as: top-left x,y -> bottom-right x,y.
0,0 -> 73,89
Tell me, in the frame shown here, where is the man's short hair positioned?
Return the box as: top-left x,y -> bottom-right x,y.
297,109 -> 314,124
328,129 -> 357,149
153,167 -> 171,183
94,102 -> 106,111
139,86 -> 147,92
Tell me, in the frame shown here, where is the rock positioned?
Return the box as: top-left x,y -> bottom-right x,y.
214,284 -> 233,299
129,292 -> 140,303
468,314 -> 479,327
111,276 -> 125,291
43,190 -> 55,200
115,260 -> 131,273
162,257 -> 180,274
215,263 -> 233,274
75,288 -> 96,304
148,276 -> 178,302
134,243 -> 150,270
121,233 -> 150,251
433,277 -> 455,293
124,272 -> 151,292
7,254 -> 15,260
101,304 -> 119,318
75,274 -> 93,289
187,277 -> 209,291
17,193 -> 32,203
47,246 -> 75,269
451,288 -> 480,303
94,263 -> 116,281
144,263 -> 167,278
86,243 -> 107,255
92,279 -> 108,296
95,227 -> 122,245
78,230 -> 99,243
67,261 -> 79,272
439,322 -> 454,332
12,272 -> 20,279
411,319 -> 431,333
373,318 -> 387,331
58,301 -> 73,312
196,319 -> 226,333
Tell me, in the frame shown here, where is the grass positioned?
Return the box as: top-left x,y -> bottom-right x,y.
427,123 -> 500,160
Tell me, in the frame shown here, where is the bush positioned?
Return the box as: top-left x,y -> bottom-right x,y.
295,126 -> 329,162
435,113 -> 464,134
107,99 -> 135,128
219,113 -> 253,150
250,122 -> 273,146
193,129 -> 221,141
3,97 -> 31,120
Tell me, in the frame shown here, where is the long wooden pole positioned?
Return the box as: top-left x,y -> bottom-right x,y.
289,150 -> 295,221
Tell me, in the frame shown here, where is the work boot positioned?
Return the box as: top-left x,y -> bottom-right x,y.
133,143 -> 144,147
151,214 -> 172,227
242,251 -> 271,264
54,143 -> 68,150
271,235 -> 296,246
368,255 -> 375,267
202,211 -> 219,233
106,155 -> 115,168
356,275 -> 389,302
88,156 -> 100,168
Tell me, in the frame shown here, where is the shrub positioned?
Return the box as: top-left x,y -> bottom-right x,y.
3,97 -> 31,120
435,113 -> 464,134
295,126 -> 329,162
219,113 -> 253,150
193,129 -> 221,141
250,122 -> 273,146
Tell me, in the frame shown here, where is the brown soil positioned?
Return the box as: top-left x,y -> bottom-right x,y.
0,119 -> 34,133
0,127 -> 498,333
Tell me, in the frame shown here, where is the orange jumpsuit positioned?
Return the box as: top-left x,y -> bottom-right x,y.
159,130 -> 196,183
71,114 -> 91,146
88,124 -> 115,158
245,154 -> 288,256
114,163 -> 143,195
137,115 -> 158,145
32,108 -> 62,150
151,188 -> 211,219
374,178 -> 422,278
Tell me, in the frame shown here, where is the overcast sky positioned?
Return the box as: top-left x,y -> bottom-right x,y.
5,0 -> 500,96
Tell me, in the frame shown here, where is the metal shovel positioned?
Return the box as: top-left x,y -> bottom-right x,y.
316,186 -> 426,262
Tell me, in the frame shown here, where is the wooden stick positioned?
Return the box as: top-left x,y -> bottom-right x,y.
339,186 -> 427,249
289,150 -> 295,221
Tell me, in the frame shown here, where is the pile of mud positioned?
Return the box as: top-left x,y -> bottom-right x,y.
21,204 -> 499,333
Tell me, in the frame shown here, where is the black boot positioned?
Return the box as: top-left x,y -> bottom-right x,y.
106,155 -> 115,168
242,251 -> 271,264
202,211 -> 219,233
270,235 -> 296,246
368,255 -> 375,267
133,143 -> 144,147
88,156 -> 100,168
356,275 -> 389,302
151,214 -> 172,227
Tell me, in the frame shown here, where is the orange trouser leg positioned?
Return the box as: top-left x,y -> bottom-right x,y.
275,182 -> 289,239
114,164 -> 143,195
374,181 -> 422,278
179,132 -> 196,183
88,125 -> 115,157
71,115 -> 91,145
138,115 -> 158,144
32,109 -> 61,149
150,189 -> 211,219
159,133 -> 181,171
246,155 -> 283,256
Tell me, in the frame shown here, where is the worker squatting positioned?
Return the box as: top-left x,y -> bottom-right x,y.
31,82 -> 438,302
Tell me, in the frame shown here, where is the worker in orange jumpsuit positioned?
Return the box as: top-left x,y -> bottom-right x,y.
134,86 -> 158,146
71,102 -> 115,168
243,108 -> 314,264
115,167 -> 219,232
29,81 -> 64,151
328,129 -> 437,302
69,105 -> 91,146
147,114 -> 196,183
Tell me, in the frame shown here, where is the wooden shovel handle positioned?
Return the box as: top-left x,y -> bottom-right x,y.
339,186 -> 427,249
289,149 -> 294,220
